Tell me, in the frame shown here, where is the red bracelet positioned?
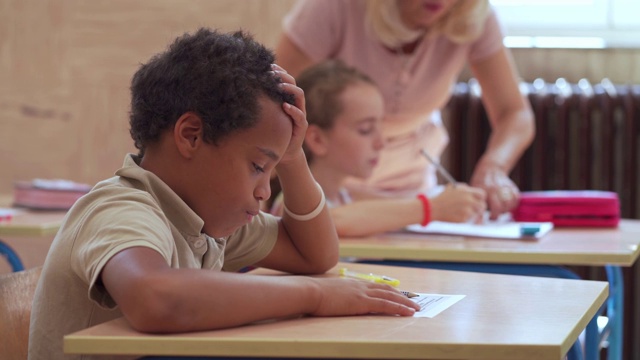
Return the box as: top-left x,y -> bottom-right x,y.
416,193 -> 430,226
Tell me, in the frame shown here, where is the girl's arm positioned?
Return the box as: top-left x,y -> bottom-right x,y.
331,185 -> 486,237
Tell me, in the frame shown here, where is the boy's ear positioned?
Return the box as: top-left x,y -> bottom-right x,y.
304,124 -> 329,157
174,112 -> 204,159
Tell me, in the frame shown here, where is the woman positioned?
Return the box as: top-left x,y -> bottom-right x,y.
276,0 -> 534,219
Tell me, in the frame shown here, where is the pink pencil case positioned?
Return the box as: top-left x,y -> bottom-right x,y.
511,190 -> 620,227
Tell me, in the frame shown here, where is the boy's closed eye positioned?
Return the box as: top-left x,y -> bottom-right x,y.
252,147 -> 281,175
253,163 -> 266,173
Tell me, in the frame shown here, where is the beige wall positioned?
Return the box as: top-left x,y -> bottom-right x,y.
1,0 -> 639,195
0,0 -> 295,195
461,47 -> 640,84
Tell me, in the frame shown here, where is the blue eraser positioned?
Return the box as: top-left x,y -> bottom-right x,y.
520,224 -> 541,235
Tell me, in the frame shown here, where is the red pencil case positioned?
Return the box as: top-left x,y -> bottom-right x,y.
511,190 -> 620,227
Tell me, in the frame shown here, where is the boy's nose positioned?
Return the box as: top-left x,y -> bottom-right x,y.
254,179 -> 272,202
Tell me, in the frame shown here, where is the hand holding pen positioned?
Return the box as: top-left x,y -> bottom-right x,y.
420,149 -> 486,223
420,149 -> 457,187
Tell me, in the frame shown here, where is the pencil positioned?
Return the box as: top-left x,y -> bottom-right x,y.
401,290 -> 419,298
420,149 -> 457,187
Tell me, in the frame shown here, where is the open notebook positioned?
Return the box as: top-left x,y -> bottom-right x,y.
405,221 -> 554,240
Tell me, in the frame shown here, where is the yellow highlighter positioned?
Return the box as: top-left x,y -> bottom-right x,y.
339,267 -> 400,287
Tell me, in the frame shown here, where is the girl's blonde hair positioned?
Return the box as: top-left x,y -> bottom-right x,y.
297,60 -> 376,163
365,0 -> 490,48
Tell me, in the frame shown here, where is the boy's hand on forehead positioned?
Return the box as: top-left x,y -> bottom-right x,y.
272,64 -> 308,166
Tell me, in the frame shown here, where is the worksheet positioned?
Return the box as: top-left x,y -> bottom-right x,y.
405,221 -> 553,240
411,293 -> 465,318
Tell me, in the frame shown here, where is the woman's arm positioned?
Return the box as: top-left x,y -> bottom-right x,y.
469,47 -> 536,218
275,34 -> 317,77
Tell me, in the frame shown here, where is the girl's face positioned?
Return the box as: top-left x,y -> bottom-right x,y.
324,82 -> 385,180
396,0 -> 459,30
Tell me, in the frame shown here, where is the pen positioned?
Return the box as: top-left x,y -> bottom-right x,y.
420,149 -> 457,187
339,268 -> 400,287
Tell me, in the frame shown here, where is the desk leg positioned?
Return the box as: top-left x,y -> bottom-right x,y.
601,265 -> 623,360
584,315 -> 600,360
0,239 -> 25,272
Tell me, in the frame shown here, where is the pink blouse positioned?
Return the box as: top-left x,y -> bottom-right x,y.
283,0 -> 505,195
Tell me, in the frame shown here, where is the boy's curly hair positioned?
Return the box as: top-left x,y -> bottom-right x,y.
129,28 -> 294,155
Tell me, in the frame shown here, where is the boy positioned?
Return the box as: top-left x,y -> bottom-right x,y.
28,29 -> 419,360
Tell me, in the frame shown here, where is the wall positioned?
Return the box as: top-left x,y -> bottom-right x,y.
0,0 -> 295,195
458,48 -> 640,84
1,0 -> 639,195
511,47 -> 640,84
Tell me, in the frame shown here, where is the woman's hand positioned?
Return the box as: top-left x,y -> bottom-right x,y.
470,163 -> 520,220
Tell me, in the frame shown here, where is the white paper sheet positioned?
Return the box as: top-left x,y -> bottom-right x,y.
411,293 -> 466,318
405,221 -> 553,239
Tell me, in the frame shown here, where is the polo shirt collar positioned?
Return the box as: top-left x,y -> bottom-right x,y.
115,154 -> 204,238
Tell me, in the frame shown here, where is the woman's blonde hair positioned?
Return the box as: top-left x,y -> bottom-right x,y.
366,0 -> 490,48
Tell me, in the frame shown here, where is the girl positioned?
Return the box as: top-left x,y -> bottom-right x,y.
272,60 -> 486,237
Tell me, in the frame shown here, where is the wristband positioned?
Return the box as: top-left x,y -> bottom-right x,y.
283,182 -> 326,221
416,193 -> 430,226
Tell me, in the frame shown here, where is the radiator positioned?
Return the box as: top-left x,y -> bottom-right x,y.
445,78 -> 640,217
444,78 -> 640,359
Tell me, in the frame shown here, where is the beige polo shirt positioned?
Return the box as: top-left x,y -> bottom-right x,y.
28,154 -> 278,360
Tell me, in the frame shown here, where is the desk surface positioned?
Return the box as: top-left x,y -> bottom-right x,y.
340,219 -> 640,267
0,209 -> 66,237
64,262 -> 608,360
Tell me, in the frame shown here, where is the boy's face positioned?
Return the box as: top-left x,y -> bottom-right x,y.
324,82 -> 384,179
190,96 -> 292,237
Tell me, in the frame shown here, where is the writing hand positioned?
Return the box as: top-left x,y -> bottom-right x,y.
430,184 -> 486,223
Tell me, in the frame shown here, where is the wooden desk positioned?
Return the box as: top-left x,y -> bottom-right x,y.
0,209 -> 66,273
0,209 -> 66,237
339,220 -> 640,360
339,220 -> 640,267
64,262 -> 607,360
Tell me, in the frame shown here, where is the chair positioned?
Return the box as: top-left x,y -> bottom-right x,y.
0,266 -> 42,360
0,240 -> 25,272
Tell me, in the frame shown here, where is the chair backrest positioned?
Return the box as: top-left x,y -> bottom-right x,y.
0,241 -> 25,272
0,266 -> 42,360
